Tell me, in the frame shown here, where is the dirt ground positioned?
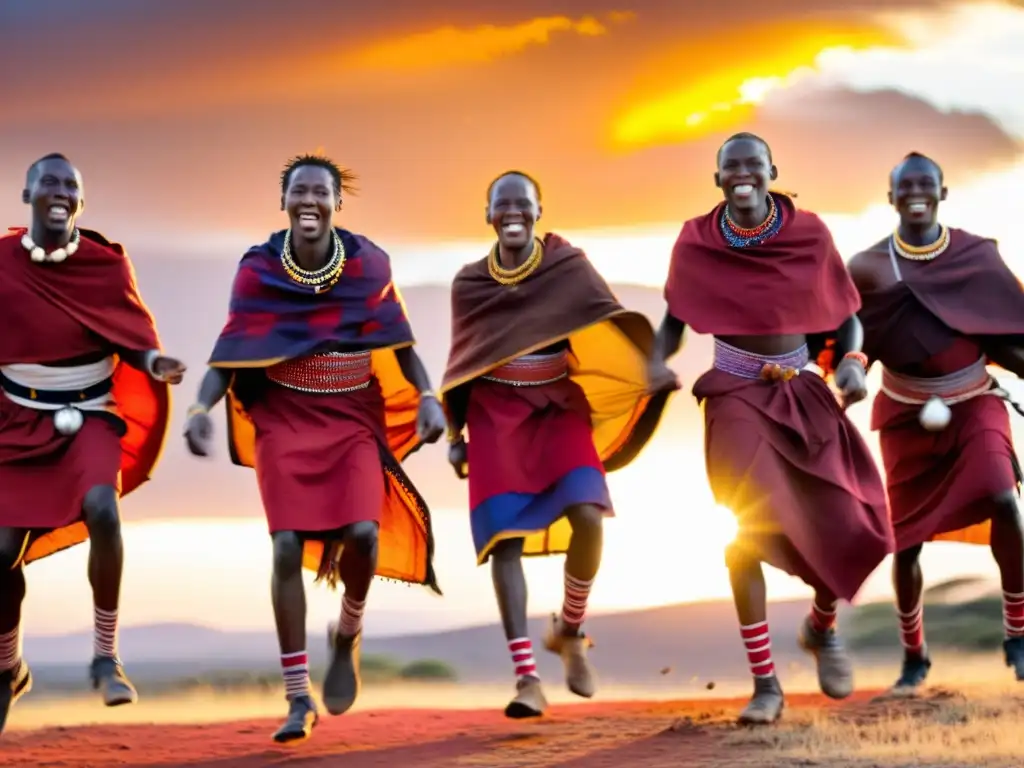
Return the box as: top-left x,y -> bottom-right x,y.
3,687 -> 1022,767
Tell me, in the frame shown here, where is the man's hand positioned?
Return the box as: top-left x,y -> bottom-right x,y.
448,438 -> 468,479
152,355 -> 187,385
417,394 -> 446,443
834,355 -> 868,410
183,407 -> 213,456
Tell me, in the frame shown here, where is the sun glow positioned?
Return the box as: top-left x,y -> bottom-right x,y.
610,21 -> 904,149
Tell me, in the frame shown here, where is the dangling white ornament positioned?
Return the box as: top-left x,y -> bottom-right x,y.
53,406 -> 84,435
21,230 -> 80,263
919,395 -> 951,431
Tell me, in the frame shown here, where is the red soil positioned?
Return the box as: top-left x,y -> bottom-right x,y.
0,691 -> 887,767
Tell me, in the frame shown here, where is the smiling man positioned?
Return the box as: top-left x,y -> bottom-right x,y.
650,133 -> 894,725
440,170 -> 677,719
183,154 -> 445,744
0,153 -> 185,735
848,152 -> 1024,695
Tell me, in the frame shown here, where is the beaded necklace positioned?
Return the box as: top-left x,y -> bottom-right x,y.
719,193 -> 782,248
891,224 -> 949,261
488,238 -> 543,286
280,229 -> 345,293
21,228 -> 81,263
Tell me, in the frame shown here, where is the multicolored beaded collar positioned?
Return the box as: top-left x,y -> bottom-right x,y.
719,193 -> 783,248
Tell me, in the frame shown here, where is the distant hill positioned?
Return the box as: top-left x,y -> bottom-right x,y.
847,576 -> 1005,652
24,598 -> 840,692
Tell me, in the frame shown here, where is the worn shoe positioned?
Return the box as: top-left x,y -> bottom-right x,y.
737,675 -> 784,725
798,616 -> 854,700
543,614 -> 596,698
0,662 -> 32,736
90,656 -> 137,706
504,675 -> 547,719
322,623 -> 361,716
1004,636 -> 1024,681
272,694 -> 319,743
890,649 -> 932,696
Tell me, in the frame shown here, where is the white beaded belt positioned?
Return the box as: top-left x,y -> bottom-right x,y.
0,358 -> 116,436
266,351 -> 372,393
0,359 -> 114,411
482,351 -> 569,387
880,357 -> 1013,431
881,358 -> 993,406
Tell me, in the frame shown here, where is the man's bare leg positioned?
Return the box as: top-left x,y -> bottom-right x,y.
891,543 -> 930,694
270,531 -> 317,743
0,528 -> 30,736
82,485 -> 136,706
323,521 -> 378,716
726,543 -> 784,724
544,504 -> 603,697
492,538 -> 546,717
989,492 -> 1024,679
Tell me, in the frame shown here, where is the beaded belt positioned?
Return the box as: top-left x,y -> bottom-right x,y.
881,358 -> 993,405
713,339 -> 809,381
267,351 -> 372,393
482,351 -> 569,387
0,359 -> 115,411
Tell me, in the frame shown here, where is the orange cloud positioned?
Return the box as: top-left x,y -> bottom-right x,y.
346,13 -> 633,71
609,20 -> 905,150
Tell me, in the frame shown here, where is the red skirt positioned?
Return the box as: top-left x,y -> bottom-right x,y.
695,368 -> 893,601
873,392 -> 1018,549
466,377 -> 611,561
249,381 -> 386,534
467,377 -> 605,505
0,392 -> 122,535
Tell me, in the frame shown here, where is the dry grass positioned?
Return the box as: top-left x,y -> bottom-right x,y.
727,684 -> 1024,767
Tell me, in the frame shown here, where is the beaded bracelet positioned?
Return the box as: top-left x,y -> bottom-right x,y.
186,403 -> 209,419
842,351 -> 869,370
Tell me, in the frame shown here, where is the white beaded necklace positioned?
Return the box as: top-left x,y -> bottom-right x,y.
21,228 -> 81,263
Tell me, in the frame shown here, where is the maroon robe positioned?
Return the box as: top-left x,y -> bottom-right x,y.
856,230 -> 1024,548
666,196 -> 893,601
0,228 -> 169,564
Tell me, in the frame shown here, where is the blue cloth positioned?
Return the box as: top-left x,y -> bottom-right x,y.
470,466 -> 611,559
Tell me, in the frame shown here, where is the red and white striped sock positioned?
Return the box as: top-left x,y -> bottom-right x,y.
338,594 -> 366,638
897,598 -> 925,655
0,626 -> 21,673
1003,590 -> 1024,638
740,621 -> 775,678
561,571 -> 594,630
508,637 -> 538,680
281,651 -> 311,699
808,598 -> 838,634
94,606 -> 118,659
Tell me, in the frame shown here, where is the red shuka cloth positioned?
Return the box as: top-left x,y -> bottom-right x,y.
466,377 -> 603,510
208,232 -> 437,591
0,228 -> 170,564
856,231 -> 1024,547
250,381 -> 388,532
665,196 -> 860,336
667,198 -> 891,601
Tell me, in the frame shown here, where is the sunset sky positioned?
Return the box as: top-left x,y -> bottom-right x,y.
4,0 -> 1024,638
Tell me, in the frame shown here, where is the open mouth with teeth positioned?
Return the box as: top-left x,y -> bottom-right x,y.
297,211 -> 321,228
905,199 -> 931,215
501,222 -> 526,236
731,184 -> 755,198
48,204 -> 69,223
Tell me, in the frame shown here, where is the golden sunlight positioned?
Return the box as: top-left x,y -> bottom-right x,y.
610,21 -> 904,149
346,13 -> 633,72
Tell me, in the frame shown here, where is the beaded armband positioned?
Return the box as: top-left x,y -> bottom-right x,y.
842,351 -> 869,370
